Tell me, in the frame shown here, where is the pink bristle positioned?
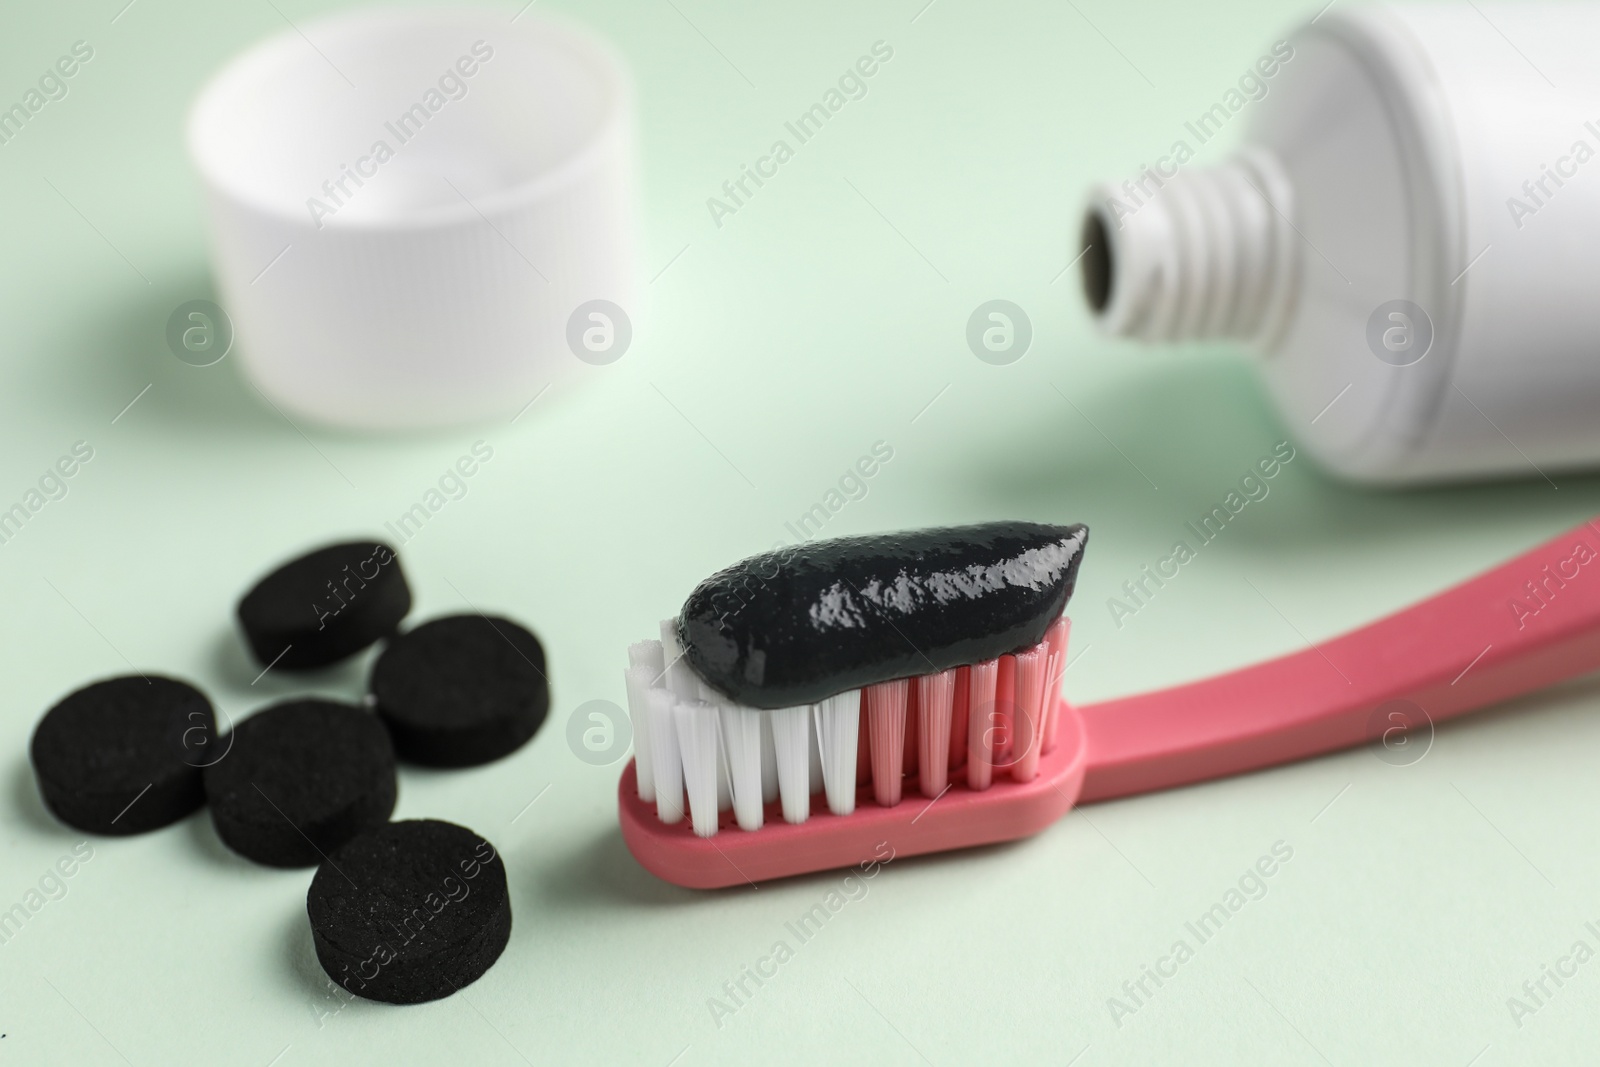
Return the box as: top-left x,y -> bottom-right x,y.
1044,615 -> 1069,664
1041,648 -> 1063,757
949,665 -> 970,772
856,711 -> 872,786
1042,617 -> 1070,754
1010,646 -> 1048,782
902,678 -> 920,780
994,655 -> 1017,765
865,679 -> 909,807
917,669 -> 956,797
966,659 -> 999,790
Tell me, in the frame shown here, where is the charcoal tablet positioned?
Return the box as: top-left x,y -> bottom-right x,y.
370,614 -> 549,767
203,699 -> 396,867
30,675 -> 215,835
237,541 -> 411,671
307,819 -> 511,1004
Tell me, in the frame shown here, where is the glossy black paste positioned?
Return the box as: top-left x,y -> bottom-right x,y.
678,521 -> 1088,708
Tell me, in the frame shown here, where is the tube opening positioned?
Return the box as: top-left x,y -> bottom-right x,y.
1079,210 -> 1114,315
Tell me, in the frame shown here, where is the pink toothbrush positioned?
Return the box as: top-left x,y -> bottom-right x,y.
620,519 -> 1600,888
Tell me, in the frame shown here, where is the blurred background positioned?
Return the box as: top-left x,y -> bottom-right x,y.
3,1 -> 1599,1064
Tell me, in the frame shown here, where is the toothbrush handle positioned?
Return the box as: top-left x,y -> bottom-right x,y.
1077,519 -> 1600,802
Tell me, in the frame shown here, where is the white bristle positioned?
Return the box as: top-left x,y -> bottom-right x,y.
770,705 -> 812,824
865,680 -> 909,807
623,665 -> 657,801
712,715 -> 733,812
814,690 -> 861,816
916,669 -> 956,798
967,658 -> 999,791
665,625 -> 731,811
645,688 -> 685,824
674,700 -> 722,838
807,713 -> 824,796
628,639 -> 666,679
717,703 -> 766,831
659,619 -> 699,700
1010,647 -> 1048,782
759,711 -> 779,804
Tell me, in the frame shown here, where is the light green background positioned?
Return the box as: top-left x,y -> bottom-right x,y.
3,0 -> 1599,1064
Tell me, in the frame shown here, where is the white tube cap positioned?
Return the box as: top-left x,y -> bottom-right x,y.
187,7 -> 636,429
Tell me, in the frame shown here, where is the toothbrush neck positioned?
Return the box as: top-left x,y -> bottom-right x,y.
1083,149 -> 1299,347
1074,518 -> 1600,803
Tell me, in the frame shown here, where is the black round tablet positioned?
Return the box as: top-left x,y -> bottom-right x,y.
203,699 -> 396,867
30,675 -> 215,835
370,614 -> 549,767
307,819 -> 511,1004
237,541 -> 411,671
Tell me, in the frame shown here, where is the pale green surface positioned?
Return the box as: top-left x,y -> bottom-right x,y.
3,0 -> 1599,1064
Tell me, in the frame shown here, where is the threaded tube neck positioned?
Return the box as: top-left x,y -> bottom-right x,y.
1081,150 -> 1299,347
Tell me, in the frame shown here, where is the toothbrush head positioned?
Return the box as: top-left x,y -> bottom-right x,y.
616,522 -> 1087,888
